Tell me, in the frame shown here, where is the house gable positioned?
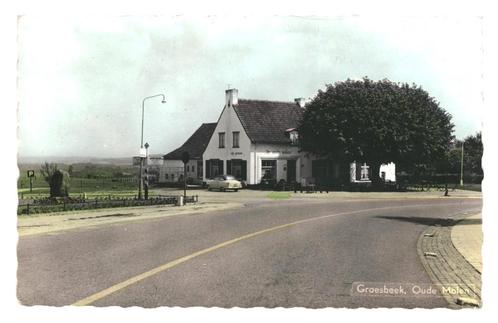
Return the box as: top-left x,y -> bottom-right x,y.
203,102 -> 252,163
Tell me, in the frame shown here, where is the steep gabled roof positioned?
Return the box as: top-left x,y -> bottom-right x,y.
233,99 -> 304,144
163,123 -> 217,160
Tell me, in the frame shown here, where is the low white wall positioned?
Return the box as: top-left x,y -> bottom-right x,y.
380,162 -> 396,182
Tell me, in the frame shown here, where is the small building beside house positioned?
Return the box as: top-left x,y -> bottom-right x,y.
158,122 -> 217,184
146,154 -> 164,183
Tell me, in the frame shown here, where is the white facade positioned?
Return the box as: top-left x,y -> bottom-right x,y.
203,95 -> 255,182
202,90 -> 314,185
249,144 -> 319,186
158,159 -> 202,183
158,160 -> 183,183
200,88 -> 398,187
148,156 -> 164,166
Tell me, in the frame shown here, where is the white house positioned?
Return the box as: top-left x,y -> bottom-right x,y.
203,89 -> 307,185
202,88 -> 395,186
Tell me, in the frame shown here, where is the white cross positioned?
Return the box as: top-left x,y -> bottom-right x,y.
361,163 -> 370,180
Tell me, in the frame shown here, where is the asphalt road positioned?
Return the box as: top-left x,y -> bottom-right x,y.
17,197 -> 482,308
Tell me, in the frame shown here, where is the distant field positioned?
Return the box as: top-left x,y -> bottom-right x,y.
18,162 -> 141,199
19,176 -> 137,191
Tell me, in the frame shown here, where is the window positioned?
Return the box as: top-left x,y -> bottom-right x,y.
285,129 -> 299,145
289,131 -> 298,145
165,173 -> 169,180
218,132 -> 225,148
232,131 -> 240,148
261,160 -> 277,180
186,165 -> 189,172
191,165 -> 195,173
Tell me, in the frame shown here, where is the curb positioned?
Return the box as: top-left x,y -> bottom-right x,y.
18,202 -> 244,237
417,212 -> 482,309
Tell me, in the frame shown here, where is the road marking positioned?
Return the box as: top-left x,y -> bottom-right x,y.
72,202 -> 480,306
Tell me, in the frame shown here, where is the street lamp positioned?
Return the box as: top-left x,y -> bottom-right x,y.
144,142 -> 150,200
138,94 -> 166,200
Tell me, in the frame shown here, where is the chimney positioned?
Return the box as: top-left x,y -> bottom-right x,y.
225,88 -> 239,106
294,97 -> 305,108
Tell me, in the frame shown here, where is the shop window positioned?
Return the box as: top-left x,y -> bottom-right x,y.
262,160 -> 277,180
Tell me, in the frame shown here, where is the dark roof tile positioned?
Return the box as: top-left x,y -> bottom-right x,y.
234,99 -> 304,144
163,123 -> 217,160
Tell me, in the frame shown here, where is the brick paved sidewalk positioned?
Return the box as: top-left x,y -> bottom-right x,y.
451,213 -> 482,273
418,212 -> 482,308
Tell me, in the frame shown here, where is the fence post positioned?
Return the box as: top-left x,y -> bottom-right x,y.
95,199 -> 98,208
63,201 -> 66,211
27,203 -> 30,215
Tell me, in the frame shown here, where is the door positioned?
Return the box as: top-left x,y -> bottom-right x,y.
197,160 -> 203,179
287,160 -> 296,183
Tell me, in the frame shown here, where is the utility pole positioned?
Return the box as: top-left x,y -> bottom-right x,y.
181,152 -> 190,205
460,141 -> 464,186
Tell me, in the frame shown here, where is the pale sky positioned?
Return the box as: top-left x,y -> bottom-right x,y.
17,16 -> 484,158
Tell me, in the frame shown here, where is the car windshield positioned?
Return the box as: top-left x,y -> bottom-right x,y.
224,175 -> 236,180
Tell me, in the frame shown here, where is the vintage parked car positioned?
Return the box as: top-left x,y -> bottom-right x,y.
207,175 -> 242,192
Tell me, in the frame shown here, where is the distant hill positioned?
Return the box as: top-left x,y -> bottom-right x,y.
18,156 -> 133,166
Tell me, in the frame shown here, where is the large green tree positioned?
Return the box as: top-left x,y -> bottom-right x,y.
462,132 -> 483,175
298,78 -> 454,184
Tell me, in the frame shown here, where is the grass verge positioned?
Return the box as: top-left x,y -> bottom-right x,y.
266,192 -> 291,200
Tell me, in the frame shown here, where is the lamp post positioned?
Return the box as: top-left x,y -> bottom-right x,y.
144,142 -> 150,200
138,94 -> 166,200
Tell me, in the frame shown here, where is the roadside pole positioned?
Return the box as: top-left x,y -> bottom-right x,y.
138,156 -> 143,200
27,170 -> 35,194
181,151 -> 190,205
460,141 -> 464,186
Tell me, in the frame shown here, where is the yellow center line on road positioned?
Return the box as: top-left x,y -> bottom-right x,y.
72,202 -> 479,306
